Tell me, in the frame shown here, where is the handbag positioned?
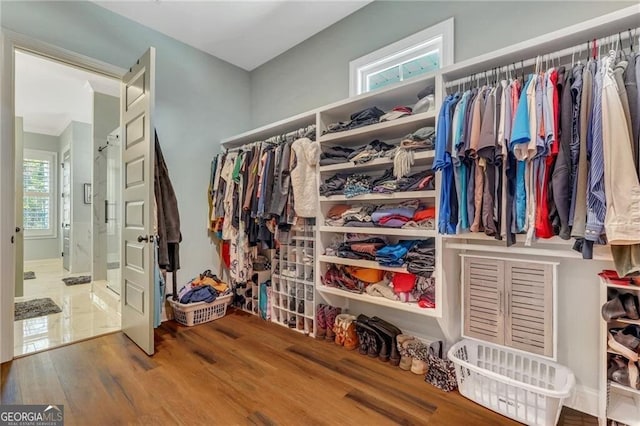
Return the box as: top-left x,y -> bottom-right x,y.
424,341 -> 458,392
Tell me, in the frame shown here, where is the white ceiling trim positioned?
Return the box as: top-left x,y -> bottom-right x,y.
94,1 -> 371,71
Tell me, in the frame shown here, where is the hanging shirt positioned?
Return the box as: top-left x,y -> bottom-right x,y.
511,76 -> 533,231
585,58 -> 607,243
434,94 -> 458,234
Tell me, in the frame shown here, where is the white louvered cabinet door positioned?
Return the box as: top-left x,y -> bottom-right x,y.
463,257 -> 505,345
505,261 -> 553,357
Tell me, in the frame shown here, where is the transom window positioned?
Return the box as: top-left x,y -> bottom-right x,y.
350,18 -> 454,96
23,149 -> 57,238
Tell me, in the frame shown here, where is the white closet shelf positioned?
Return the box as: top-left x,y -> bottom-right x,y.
319,111 -> 436,146
221,109 -> 317,149
614,318 -> 640,326
316,285 -> 438,317
608,392 -> 640,426
319,190 -> 435,202
272,274 -> 314,286
319,150 -> 434,173
291,236 -> 315,241
319,225 -> 436,238
610,382 -> 640,397
318,255 -> 407,273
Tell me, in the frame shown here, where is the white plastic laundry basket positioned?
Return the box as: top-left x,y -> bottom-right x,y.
448,339 -> 575,426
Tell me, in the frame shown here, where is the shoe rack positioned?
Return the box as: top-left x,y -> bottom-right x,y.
235,249 -> 273,316
271,218 -> 316,336
598,276 -> 640,426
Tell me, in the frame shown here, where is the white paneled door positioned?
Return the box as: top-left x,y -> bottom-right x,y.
120,48 -> 155,356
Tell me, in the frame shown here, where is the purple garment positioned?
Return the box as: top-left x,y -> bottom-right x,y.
371,208 -> 416,222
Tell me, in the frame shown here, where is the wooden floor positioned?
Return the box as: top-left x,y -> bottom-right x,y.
2,309 -> 596,425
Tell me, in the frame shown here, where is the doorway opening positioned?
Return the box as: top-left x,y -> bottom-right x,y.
14,50 -> 122,356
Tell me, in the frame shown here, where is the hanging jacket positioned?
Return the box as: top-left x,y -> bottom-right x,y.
154,131 -> 181,272
290,137 -> 320,218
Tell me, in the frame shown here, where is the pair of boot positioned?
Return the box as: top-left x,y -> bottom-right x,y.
334,314 -> 358,350
400,337 -> 429,375
354,314 -> 402,366
315,304 -> 341,341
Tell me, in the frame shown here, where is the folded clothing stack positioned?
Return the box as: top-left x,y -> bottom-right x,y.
319,173 -> 348,196
322,264 -> 384,293
371,169 -> 435,194
348,140 -> 396,164
325,202 -> 435,230
344,174 -> 372,198
394,127 -> 437,179
178,270 -> 230,304
406,239 -> 436,278
323,106 -> 386,134
320,168 -> 435,197
371,200 -> 420,228
320,146 -> 355,165
328,235 -> 389,261
375,240 -> 416,267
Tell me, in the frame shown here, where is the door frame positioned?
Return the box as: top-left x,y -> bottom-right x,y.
0,30 -> 126,363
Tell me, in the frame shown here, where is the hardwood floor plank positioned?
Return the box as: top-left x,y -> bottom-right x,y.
0,361 -> 21,405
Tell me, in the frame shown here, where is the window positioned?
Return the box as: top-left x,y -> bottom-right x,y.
23,149 -> 57,238
349,18 -> 454,96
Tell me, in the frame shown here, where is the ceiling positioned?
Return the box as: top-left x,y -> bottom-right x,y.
94,1 -> 371,71
15,51 -> 120,136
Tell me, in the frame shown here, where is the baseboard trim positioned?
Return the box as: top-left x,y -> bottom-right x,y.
564,384 -> 599,417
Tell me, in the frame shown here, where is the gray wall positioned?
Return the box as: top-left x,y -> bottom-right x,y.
1,1 -> 251,282
92,92 -> 119,281
22,131 -> 61,261
250,1 -> 634,127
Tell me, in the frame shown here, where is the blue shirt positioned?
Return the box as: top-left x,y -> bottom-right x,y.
434,94 -> 457,234
510,75 -> 533,148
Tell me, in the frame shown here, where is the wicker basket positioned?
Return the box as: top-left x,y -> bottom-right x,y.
168,293 -> 232,326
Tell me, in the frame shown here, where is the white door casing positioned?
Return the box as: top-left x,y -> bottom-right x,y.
14,117 -> 24,297
120,48 -> 156,356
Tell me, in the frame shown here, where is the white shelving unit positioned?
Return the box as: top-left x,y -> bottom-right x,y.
314,71 -> 445,326
271,219 -> 316,336
599,278 -> 640,426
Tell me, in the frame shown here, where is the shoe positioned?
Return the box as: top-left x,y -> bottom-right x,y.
334,314 -> 346,347
609,327 -> 640,362
608,355 -> 630,386
297,316 -> 304,330
602,296 -> 626,321
245,288 -> 252,298
629,360 -> 639,390
355,322 -> 368,355
621,293 -> 640,320
370,317 -> 402,366
406,340 -> 429,375
315,304 -> 327,339
289,298 -> 296,312
325,306 -> 342,342
396,334 -> 416,371
343,317 -> 359,351
297,300 -> 305,314
288,317 -> 296,328
355,315 -> 382,358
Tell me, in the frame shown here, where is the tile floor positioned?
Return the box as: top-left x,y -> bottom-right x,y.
14,258 -> 121,356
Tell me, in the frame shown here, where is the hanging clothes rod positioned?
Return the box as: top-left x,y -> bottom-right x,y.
444,27 -> 639,88
224,124 -> 316,153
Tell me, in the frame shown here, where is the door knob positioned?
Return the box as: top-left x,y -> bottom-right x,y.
15,227 -> 21,233
137,235 -> 149,243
